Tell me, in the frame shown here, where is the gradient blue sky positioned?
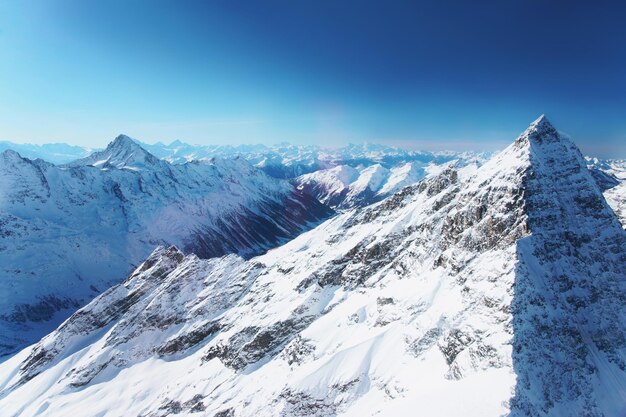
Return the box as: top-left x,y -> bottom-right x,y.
0,0 -> 625,156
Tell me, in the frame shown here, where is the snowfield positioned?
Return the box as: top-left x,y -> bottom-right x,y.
0,116 -> 623,417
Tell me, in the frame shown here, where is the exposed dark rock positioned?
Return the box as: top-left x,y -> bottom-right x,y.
439,329 -> 474,365
281,335 -> 316,366
1,296 -> 80,324
158,321 -> 222,356
407,327 -> 442,359
204,317 -> 315,370
213,408 -> 235,417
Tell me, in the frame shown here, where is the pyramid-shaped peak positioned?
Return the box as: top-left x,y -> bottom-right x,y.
109,134 -> 141,149
518,114 -> 560,145
104,134 -> 158,161
65,134 -> 160,169
532,114 -> 551,127
169,139 -> 185,147
475,115 -> 584,195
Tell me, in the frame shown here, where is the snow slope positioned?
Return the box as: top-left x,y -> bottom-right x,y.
0,137 -> 332,357
295,160 -> 479,209
1,116 -> 623,416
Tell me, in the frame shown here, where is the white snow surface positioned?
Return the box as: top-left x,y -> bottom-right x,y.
295,160 -> 480,209
1,116 -> 624,417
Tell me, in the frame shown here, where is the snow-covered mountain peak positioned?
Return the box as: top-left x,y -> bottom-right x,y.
67,134 -> 161,170
296,161 -> 449,209
1,148 -> 21,160
102,134 -> 161,168
0,149 -> 54,197
0,149 -> 26,171
530,113 -> 550,128
328,165 -> 361,186
472,115 -> 576,189
108,134 -> 142,151
169,139 -> 185,147
516,114 -> 561,146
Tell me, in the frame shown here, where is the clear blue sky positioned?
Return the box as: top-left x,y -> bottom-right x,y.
0,0 -> 625,156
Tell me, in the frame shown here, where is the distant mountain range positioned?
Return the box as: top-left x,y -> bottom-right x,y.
139,141 -> 490,179
0,139 -> 490,178
0,141 -> 94,164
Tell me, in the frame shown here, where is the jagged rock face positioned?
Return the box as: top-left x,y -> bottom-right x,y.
0,117 -> 624,417
0,139 -> 332,357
